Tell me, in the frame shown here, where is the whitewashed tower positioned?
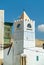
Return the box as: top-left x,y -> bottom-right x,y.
14,11 -> 35,65
20,11 -> 35,49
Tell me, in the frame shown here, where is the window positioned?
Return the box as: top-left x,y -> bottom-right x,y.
36,56 -> 39,61
17,24 -> 20,28
27,23 -> 31,28
43,43 -> 44,49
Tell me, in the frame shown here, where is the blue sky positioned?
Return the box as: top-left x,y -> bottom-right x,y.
0,0 -> 44,40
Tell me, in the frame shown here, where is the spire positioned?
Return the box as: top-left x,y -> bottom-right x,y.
20,11 -> 30,20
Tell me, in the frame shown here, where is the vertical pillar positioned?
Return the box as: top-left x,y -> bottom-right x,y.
0,10 -> 4,63
20,55 -> 26,65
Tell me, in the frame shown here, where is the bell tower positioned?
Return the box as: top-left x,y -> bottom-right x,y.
14,11 -> 35,54
14,11 -> 35,65
20,11 -> 35,49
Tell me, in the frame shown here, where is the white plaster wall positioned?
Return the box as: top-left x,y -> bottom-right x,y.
4,47 -> 13,65
35,52 -> 44,65
14,55 -> 20,65
14,40 -> 23,55
24,32 -> 35,41
24,40 -> 35,48
24,20 -> 35,48
14,31 -> 23,41
13,21 -> 24,55
24,49 -> 36,65
24,48 -> 44,65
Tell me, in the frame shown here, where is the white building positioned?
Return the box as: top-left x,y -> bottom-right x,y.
13,11 -> 44,65
0,10 -> 4,59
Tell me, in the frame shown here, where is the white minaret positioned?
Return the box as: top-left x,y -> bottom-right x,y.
13,11 -> 35,65
20,11 -> 35,49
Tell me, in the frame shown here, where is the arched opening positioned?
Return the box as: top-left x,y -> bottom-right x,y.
43,43 -> 44,49
17,24 -> 20,28
27,23 -> 31,28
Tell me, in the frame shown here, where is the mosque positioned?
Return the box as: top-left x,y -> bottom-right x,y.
0,10 -> 44,65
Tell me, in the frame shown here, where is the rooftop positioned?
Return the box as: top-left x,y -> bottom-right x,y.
4,22 -> 13,26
